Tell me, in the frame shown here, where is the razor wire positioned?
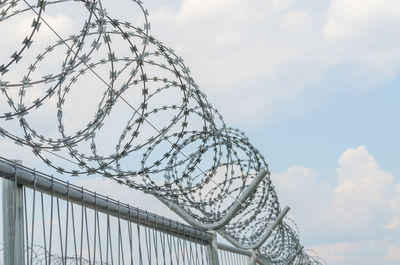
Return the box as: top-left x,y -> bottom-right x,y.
0,244 -> 96,265
0,0 -> 325,264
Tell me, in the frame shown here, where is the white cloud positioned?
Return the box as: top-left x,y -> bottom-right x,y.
280,11 -> 312,34
213,29 -> 241,46
384,217 -> 400,231
272,146 -> 400,264
148,0 -> 400,125
148,0 -> 325,124
0,138 -> 37,165
330,146 -> 395,228
324,0 -> 400,76
5,0 -> 400,128
1,1 -> 400,262
313,239 -> 400,265
272,166 -> 333,228
70,145 -> 400,264
386,245 -> 400,261
324,0 -> 400,45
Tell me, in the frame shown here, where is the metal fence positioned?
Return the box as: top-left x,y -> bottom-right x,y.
0,157 -> 277,265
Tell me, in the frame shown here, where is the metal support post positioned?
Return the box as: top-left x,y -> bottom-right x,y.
155,170 -> 268,231
248,250 -> 257,265
220,206 -> 290,250
207,231 -> 220,265
2,160 -> 25,265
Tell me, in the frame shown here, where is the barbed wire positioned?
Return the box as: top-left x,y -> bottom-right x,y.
0,0 -> 324,264
0,243 -> 101,265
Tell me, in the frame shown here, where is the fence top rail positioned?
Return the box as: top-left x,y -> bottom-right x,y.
0,156 -> 213,245
0,156 -> 270,264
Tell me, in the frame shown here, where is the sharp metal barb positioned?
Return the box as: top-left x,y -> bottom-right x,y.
0,0 -> 322,262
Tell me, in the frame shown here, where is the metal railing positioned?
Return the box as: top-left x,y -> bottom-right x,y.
0,157 -> 282,265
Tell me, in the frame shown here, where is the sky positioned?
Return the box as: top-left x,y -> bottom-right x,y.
1,0 -> 400,264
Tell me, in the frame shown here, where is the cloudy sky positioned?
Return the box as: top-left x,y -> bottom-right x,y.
143,1 -> 400,263
145,2 -> 400,263
1,0 -> 400,264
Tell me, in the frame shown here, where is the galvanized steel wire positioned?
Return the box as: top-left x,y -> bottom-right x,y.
0,0 -> 324,264
1,165 -> 213,265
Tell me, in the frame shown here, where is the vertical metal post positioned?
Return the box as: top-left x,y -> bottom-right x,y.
207,231 -> 220,265
2,160 -> 25,265
248,250 -> 256,265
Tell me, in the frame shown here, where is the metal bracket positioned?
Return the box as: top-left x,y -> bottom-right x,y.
156,169 -> 268,230
219,206 -> 290,249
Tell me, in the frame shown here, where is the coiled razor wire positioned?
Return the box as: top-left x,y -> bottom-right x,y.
0,0 -> 325,264
0,244 -> 99,264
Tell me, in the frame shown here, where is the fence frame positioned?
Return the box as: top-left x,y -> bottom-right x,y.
0,157 -> 270,265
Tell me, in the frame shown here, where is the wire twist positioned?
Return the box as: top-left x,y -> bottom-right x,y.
0,0 -> 324,263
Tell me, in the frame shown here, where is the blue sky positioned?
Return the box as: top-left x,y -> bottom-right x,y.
255,81 -> 400,178
108,0 -> 400,263
1,0 -> 400,264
